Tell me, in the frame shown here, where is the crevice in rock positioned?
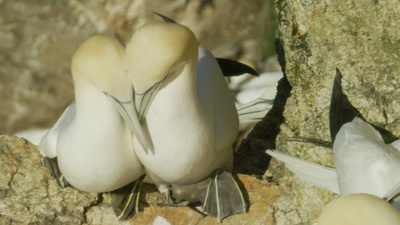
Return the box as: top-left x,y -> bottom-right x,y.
82,193 -> 104,223
234,38 -> 292,177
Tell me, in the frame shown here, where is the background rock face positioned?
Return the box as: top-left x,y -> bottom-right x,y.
0,0 -> 106,134
266,0 -> 400,224
0,0 -> 275,134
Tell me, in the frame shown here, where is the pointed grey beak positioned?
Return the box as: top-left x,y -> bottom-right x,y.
103,74 -> 169,154
104,92 -> 152,153
135,73 -> 170,122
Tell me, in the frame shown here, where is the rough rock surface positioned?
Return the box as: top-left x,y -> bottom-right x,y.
261,0 -> 400,224
0,0 -> 108,134
0,0 -> 275,135
0,135 -> 280,224
0,135 -> 99,224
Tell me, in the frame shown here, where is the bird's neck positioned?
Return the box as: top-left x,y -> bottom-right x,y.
72,74 -> 118,121
147,61 -> 206,124
165,61 -> 198,100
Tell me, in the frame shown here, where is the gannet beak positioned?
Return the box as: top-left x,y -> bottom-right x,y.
134,73 -> 170,122
103,92 -> 152,153
103,73 -> 169,153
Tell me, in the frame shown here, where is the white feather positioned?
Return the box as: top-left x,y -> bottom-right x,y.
267,117 -> 400,211
14,128 -> 50,146
266,150 -> 339,194
334,117 -> 400,197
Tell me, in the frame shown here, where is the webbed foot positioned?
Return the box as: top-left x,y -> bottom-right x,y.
111,175 -> 145,220
158,185 -> 189,207
41,157 -> 70,188
195,169 -> 247,221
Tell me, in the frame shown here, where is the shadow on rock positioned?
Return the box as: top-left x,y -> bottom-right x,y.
234,39 -> 292,176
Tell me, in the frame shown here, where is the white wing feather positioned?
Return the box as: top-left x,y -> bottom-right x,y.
39,102 -> 76,158
333,118 -> 400,197
266,149 -> 340,194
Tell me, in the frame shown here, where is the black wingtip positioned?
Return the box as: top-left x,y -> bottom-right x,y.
216,58 -> 259,77
153,12 -> 177,24
329,68 -> 363,143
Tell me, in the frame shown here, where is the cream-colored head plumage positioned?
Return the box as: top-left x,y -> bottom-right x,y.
126,22 -> 198,93
318,193 -> 400,225
71,35 -> 131,101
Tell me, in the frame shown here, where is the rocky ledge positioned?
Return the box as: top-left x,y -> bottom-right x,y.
0,135 -> 281,224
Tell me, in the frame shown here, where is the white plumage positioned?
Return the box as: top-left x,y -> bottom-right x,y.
39,36 -> 144,193
267,117 -> 400,203
124,22 -> 238,191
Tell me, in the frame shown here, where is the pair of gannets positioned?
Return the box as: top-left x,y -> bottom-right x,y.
40,16 -> 255,221
266,70 -> 400,222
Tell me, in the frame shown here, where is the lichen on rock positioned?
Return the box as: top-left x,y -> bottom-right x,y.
267,0 -> 400,224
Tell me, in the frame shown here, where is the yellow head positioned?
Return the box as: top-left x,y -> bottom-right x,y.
126,22 -> 198,93
71,35 -> 131,101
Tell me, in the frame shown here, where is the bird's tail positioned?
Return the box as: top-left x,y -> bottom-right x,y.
266,149 -> 340,194
330,69 -> 363,142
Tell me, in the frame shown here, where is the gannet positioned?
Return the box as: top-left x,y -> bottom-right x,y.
232,71 -> 283,105
267,118 -> 400,199
317,194 -> 400,225
112,21 -> 246,221
152,12 -> 267,124
266,69 -> 400,209
236,88 -> 275,122
39,35 -> 145,220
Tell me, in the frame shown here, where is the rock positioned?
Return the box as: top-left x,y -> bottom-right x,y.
99,0 -> 273,63
0,135 -> 99,224
82,174 -> 282,224
0,0 -> 109,134
262,0 -> 400,224
0,135 -> 281,224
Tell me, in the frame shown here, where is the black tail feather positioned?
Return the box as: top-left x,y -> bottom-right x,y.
329,69 -> 362,142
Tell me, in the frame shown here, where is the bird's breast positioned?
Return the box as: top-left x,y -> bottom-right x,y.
135,90 -> 218,184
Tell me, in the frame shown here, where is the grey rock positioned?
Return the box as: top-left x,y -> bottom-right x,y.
0,0 -> 110,134
0,135 -> 281,224
0,135 -> 99,224
263,0 -> 400,224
